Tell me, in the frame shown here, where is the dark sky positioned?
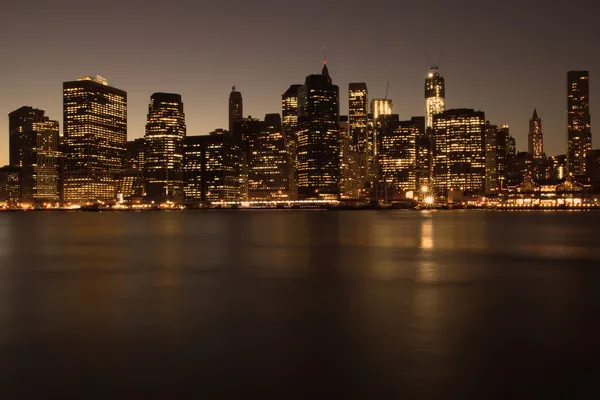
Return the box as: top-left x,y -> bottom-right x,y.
1,0 -> 598,165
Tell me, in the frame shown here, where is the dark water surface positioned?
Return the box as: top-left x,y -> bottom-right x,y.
0,211 -> 599,398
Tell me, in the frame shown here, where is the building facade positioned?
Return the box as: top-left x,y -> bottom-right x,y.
8,106 -> 60,205
425,66 -> 446,130
229,86 -> 243,134
144,93 -> 186,203
528,109 -> 544,159
248,114 -> 292,200
349,83 -> 369,188
370,98 -> 393,159
567,71 -> 591,175
378,116 -> 419,195
0,166 -> 21,207
282,84 -> 302,192
62,76 -> 127,204
433,109 -> 486,195
297,63 -> 340,200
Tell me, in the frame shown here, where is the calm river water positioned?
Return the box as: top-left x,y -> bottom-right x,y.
0,210 -> 599,398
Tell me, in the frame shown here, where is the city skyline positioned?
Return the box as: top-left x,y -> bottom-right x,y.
0,0 -> 598,166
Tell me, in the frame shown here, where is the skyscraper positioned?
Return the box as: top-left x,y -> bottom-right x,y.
144,93 -> 186,202
248,114 -> 292,200
282,84 -> 302,198
63,76 -> 127,204
485,123 -> 499,194
378,116 -> 419,194
229,86 -> 243,134
297,62 -> 340,200
433,109 -> 486,195
425,66 -> 446,130
349,83 -> 369,185
8,106 -> 61,205
528,109 -> 544,159
370,98 -> 393,158
339,115 -> 360,199
567,71 -> 591,175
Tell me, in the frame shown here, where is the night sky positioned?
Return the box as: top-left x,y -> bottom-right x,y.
1,0 -> 598,165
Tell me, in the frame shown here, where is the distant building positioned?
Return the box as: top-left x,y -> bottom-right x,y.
297,62 -> 340,200
378,116 -> 419,196
349,83 -> 370,187
485,123 -> 499,194
229,86 -> 243,134
8,106 -> 60,205
425,66 -> 446,130
550,155 -> 567,180
586,149 -> 600,191
282,84 -> 302,191
339,115 -> 361,199
144,93 -> 186,203
506,152 -> 531,187
433,109 -> 486,195
248,114 -> 292,200
497,125 -> 514,189
528,109 -> 544,159
62,76 -> 127,204
413,117 -> 430,189
234,116 -> 263,201
0,166 -> 21,207
370,98 -> 393,159
126,138 -> 146,171
567,71 -> 591,175
183,130 -> 241,203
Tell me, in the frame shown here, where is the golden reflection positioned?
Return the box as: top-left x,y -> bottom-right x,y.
418,214 -> 438,283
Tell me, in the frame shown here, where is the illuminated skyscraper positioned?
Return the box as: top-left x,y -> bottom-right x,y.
248,114 -> 292,200
425,66 -> 446,130
485,123 -> 499,194
378,116 -> 419,194
349,83 -> 369,185
339,115 -> 361,199
144,93 -> 186,202
203,129 -> 241,202
567,71 -> 591,175
528,109 -> 544,159
8,106 -> 61,205
297,62 -> 340,200
183,131 -> 240,203
433,109 -> 486,194
229,86 -> 243,134
282,84 -> 302,197
370,98 -> 393,158
126,138 -> 146,171
63,76 -> 127,204
0,166 -> 21,206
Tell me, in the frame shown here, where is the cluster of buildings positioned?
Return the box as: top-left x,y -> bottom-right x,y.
0,66 -> 597,209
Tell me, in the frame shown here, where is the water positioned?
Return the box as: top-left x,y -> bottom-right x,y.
0,210 -> 599,398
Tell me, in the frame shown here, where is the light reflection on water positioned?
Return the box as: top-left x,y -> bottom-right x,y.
0,211 -> 599,398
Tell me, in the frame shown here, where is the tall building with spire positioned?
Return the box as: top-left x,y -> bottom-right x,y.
229,86 -> 243,134
144,93 -> 186,202
425,66 -> 446,130
567,71 -> 591,175
528,109 -> 544,159
297,61 -> 340,200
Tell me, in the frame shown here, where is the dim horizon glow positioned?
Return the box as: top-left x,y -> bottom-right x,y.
0,0 -> 598,166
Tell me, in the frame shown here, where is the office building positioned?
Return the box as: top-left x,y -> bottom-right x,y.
0,166 -> 21,207
247,114 -> 292,200
378,116 -> 419,195
349,83 -> 369,186
204,129 -> 241,202
63,76 -> 127,204
370,98 -> 393,158
282,84 -> 302,188
144,93 -> 186,202
8,106 -> 60,205
567,71 -> 591,175
297,62 -> 340,200
433,109 -> 486,195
